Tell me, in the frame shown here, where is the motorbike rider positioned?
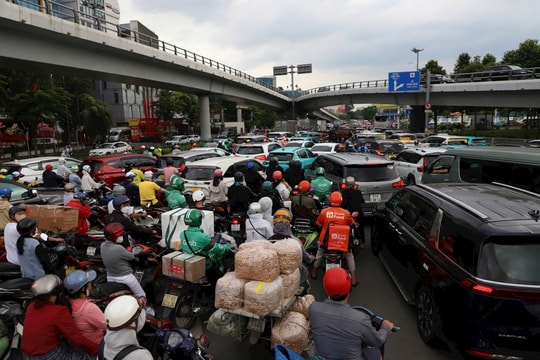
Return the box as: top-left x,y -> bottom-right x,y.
162,157 -> 179,186
257,180 -> 283,214
0,187 -> 12,231
128,161 -> 145,185
100,295 -> 152,360
228,172 -> 256,214
310,191 -> 359,287
180,209 -> 233,282
269,208 -> 314,266
291,180 -> 320,227
66,192 -> 92,248
139,171 -> 167,207
107,184 -> 127,214
63,182 -> 76,205
284,160 -> 305,189
341,176 -> 366,248
81,165 -> 102,196
208,169 -> 228,215
69,165 -> 82,191
56,158 -> 71,180
165,175 -> 187,210
244,161 -> 265,193
100,222 -> 147,306
191,190 -> 213,211
4,205 -> 27,265
258,196 -> 273,224
171,144 -> 182,155
265,156 -> 284,179
245,202 -> 273,241
311,167 -> 332,206
63,269 -> 106,346
122,171 -> 141,206
42,164 -> 66,188
309,267 -> 395,360
222,137 -> 233,153
273,170 -> 292,204
21,274 -> 98,359
106,195 -> 156,244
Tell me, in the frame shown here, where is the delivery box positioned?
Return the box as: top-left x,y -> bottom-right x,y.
162,251 -> 206,282
326,224 -> 350,252
25,205 -> 79,234
159,208 -> 214,249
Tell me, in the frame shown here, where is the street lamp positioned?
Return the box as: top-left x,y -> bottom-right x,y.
273,64 -> 312,120
411,47 -> 424,71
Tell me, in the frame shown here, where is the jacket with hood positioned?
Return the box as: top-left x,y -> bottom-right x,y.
258,197 -> 273,224
208,179 -> 228,204
101,310 -> 152,360
69,298 -> 106,345
81,171 -> 101,192
245,213 -> 274,241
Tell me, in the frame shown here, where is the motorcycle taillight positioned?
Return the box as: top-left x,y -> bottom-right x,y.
232,218 -> 239,225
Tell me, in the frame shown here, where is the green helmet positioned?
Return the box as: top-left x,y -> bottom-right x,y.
169,174 -> 184,192
262,181 -> 273,191
184,209 -> 202,227
316,167 -> 326,176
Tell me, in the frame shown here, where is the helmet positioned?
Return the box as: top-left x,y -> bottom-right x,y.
104,222 -> 125,243
345,176 -> 355,186
214,169 -> 223,177
8,205 -> 26,220
323,267 -> 352,300
74,192 -> 86,200
139,145 -> 146,150
291,160 -> 302,170
166,157 -> 174,166
113,195 -> 130,209
4,175 -> 12,181
316,167 -> 325,176
246,162 -> 254,169
262,181 -> 273,191
337,144 -> 345,151
58,158 -> 66,164
273,170 -> 283,181
169,175 -> 184,191
0,188 -> 13,197
144,171 -> 153,181
168,194 -> 187,209
112,185 -> 126,197
247,202 -> 262,215
192,190 -> 205,202
64,183 -> 75,192
104,295 -> 144,331
17,217 -> 37,235
273,208 -> 292,225
64,269 -> 96,295
184,209 -> 202,227
174,145 -> 179,149
31,274 -> 62,298
0,169 -> 7,174
45,164 -> 53,171
150,146 -> 155,151
125,171 -> 136,179
11,171 -> 20,178
234,172 -> 243,183
269,156 -> 278,166
82,165 -> 91,173
329,191 -> 343,207
71,165 -> 79,172
298,180 -> 311,193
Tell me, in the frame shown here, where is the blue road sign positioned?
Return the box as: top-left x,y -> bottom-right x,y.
388,71 -> 420,92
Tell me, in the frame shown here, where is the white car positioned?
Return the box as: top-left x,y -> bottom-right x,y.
309,142 -> 342,156
2,156 -> 82,185
393,147 -> 447,185
182,157 -> 266,200
165,135 -> 189,146
187,134 -> 201,143
284,140 -> 315,148
235,142 -> 282,161
89,142 -> 132,156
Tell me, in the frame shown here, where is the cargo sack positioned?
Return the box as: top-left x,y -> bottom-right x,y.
325,223 -> 350,252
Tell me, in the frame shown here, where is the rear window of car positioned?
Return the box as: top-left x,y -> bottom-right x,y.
236,146 -> 264,155
157,157 -> 185,169
477,238 -> 540,285
311,145 -> 332,152
182,167 -> 215,181
380,143 -> 404,152
344,164 -> 398,182
273,153 -> 294,162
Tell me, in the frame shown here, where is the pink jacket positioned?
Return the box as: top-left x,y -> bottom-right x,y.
69,298 -> 106,345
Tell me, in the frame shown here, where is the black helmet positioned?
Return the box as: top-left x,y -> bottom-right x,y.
8,205 -> 26,220
269,156 -> 278,166
17,217 -> 37,235
234,172 -> 243,182
166,157 -> 174,166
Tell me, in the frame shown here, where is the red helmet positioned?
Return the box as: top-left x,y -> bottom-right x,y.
298,180 -> 311,193
273,170 -> 283,181
329,191 -> 343,207
45,164 -> 53,171
214,169 -> 223,177
323,267 -> 352,299
104,222 -> 125,243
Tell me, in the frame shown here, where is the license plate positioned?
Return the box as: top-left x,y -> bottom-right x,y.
65,266 -> 76,276
162,293 -> 178,308
325,263 -> 340,272
370,193 -> 381,203
86,246 -> 96,256
231,224 -> 240,232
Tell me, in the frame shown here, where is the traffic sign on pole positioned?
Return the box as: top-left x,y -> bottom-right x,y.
424,102 -> 432,110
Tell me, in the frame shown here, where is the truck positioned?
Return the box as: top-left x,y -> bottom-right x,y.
107,127 -> 132,142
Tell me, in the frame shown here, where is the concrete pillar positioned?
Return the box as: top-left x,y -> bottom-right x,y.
237,108 -> 243,133
199,95 -> 211,141
409,105 -> 426,133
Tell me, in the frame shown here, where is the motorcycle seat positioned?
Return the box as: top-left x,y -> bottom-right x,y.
0,277 -> 33,290
96,281 -> 130,295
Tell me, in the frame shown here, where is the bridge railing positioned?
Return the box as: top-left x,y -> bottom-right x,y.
10,0 -> 283,94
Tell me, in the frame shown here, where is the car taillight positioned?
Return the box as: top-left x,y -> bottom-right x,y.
392,180 -> 405,188
255,154 -> 266,161
461,278 -> 540,300
96,170 -> 104,175
375,150 -> 382,156
417,157 -> 428,172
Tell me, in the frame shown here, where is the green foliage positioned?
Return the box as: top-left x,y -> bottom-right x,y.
501,39 -> 540,68
421,60 -> 446,75
78,93 -> 113,140
361,106 -> 378,121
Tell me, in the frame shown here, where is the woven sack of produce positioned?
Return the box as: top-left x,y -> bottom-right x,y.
238,239 -> 272,251
207,308 -> 247,338
244,276 -> 284,316
235,248 -> 280,282
270,238 -> 303,274
290,294 -> 316,319
215,272 -> 246,310
280,267 -> 301,299
271,311 -> 311,355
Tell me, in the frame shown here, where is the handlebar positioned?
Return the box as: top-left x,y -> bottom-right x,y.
352,306 -> 399,332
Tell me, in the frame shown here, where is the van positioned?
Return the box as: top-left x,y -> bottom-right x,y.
108,127 -> 131,142
421,147 -> 540,194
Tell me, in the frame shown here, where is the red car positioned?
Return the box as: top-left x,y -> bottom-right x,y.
82,154 -> 156,187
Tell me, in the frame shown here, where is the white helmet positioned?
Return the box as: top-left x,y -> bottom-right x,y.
192,190 -> 205,202
104,295 -> 145,331
58,157 -> 66,164
248,202 -> 262,215
82,165 -> 91,173
31,274 -> 62,298
143,171 -> 153,181
112,184 -> 126,197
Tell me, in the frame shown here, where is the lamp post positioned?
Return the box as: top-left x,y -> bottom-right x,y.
411,47 -> 424,71
273,64 -> 312,120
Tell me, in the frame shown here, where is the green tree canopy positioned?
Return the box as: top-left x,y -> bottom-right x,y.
78,93 -> 113,141
421,60 -> 447,75
502,39 -> 540,68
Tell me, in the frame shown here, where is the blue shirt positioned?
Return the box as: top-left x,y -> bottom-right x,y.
69,173 -> 82,190
18,236 -> 46,280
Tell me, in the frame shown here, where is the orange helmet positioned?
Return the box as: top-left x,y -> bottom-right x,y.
298,180 -> 311,193
329,191 -> 343,207
323,267 -> 352,300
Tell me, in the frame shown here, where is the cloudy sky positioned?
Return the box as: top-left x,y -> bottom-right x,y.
119,0 -> 540,92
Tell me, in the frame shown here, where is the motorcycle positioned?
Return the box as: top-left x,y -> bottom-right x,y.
352,306 -> 400,358
229,211 -> 246,244
292,218 -> 319,256
0,301 -> 25,360
322,223 -> 352,272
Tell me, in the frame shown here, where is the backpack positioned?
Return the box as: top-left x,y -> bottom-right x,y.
98,341 -> 145,360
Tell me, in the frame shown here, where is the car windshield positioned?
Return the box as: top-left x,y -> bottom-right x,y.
380,143 -> 404,152
285,142 -> 303,148
311,145 -> 332,152
477,238 -> 540,285
182,167 -> 215,181
236,146 -> 264,155
97,143 -> 114,149
344,163 -> 397,182
157,157 -> 184,169
470,138 -> 488,145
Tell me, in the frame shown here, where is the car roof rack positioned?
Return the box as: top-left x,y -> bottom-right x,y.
416,184 -> 488,219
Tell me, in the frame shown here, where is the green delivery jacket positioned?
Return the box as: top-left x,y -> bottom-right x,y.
180,227 -> 231,273
311,176 -> 332,205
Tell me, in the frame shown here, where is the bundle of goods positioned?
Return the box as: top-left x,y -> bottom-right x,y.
235,248 -> 280,282
271,311 -> 310,354
238,239 -> 272,251
281,268 -> 301,299
290,294 -> 316,319
244,277 -> 284,316
207,308 -> 247,338
215,272 -> 246,310
270,238 -> 303,274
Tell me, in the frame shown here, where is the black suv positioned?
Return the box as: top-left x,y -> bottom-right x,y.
372,183 -> 540,359
480,65 -> 533,81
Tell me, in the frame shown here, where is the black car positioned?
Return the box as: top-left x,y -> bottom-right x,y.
372,183 -> 540,359
480,65 -> 533,81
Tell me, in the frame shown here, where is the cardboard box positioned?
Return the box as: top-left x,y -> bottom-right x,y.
25,205 -> 79,234
162,251 -> 206,282
159,208 -> 214,249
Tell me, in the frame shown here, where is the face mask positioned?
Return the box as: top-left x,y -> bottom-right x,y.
121,206 -> 134,216
14,213 -> 26,222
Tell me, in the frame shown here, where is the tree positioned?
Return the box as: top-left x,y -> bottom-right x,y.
361,106 -> 378,121
502,39 -> 540,68
152,90 -> 183,120
78,93 -> 113,142
421,60 -> 447,75
453,53 -> 495,73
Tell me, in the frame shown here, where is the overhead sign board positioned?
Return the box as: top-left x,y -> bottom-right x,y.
388,71 -> 420,92
297,63 -> 313,74
273,66 -> 288,76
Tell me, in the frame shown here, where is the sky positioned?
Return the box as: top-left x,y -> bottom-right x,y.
118,0 -> 540,93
